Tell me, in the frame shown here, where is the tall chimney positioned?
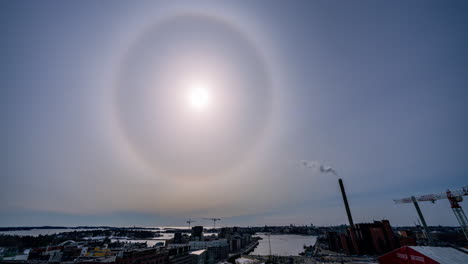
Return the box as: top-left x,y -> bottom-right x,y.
338,178 -> 354,228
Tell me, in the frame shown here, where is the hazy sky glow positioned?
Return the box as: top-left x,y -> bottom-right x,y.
114,13 -> 276,181
2,0 -> 468,227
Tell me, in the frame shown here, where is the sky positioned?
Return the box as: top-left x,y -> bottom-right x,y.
2,0 -> 467,227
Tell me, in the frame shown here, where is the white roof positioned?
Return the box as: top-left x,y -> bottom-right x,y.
409,246 -> 468,264
3,255 -> 29,261
235,257 -> 258,264
191,249 -> 206,255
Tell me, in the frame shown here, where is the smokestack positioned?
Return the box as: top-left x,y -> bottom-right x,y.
338,178 -> 354,228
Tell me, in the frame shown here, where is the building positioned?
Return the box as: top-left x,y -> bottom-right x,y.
339,233 -> 354,255
116,248 -> 167,264
27,246 -> 65,262
190,249 -> 206,264
167,245 -> 192,264
353,220 -> 398,255
326,232 -> 341,252
62,246 -> 86,261
174,232 -> 183,244
189,240 -> 228,264
85,247 -> 113,257
229,235 -> 241,253
235,257 -> 260,264
218,227 -> 253,253
189,240 -> 228,251
378,246 -> 468,264
77,256 -> 117,264
398,236 -> 417,247
326,219 -> 400,255
191,226 -> 204,242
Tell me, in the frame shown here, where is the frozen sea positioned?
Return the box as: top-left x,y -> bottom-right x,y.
249,234 -> 317,256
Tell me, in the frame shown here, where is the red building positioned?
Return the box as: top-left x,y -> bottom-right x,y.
327,219 -> 400,255
370,227 -> 386,254
398,236 -> 417,247
352,220 -> 398,255
339,233 -> 353,255
378,246 -> 468,264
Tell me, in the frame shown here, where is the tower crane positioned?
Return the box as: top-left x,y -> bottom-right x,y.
203,218 -> 221,229
186,219 -> 196,229
394,186 -> 468,243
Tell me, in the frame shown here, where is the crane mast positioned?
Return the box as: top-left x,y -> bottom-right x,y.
446,189 -> 468,241
186,218 -> 196,229
394,186 -> 468,243
203,218 -> 221,229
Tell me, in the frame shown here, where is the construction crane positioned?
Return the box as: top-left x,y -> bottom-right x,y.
394,186 -> 468,243
186,219 -> 196,229
203,218 -> 221,229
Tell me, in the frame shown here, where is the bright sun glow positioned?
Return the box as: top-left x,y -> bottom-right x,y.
187,82 -> 211,110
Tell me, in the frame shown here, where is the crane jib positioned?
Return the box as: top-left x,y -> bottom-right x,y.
394,186 -> 468,204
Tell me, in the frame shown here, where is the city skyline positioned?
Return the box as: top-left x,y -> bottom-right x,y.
2,1 -> 468,227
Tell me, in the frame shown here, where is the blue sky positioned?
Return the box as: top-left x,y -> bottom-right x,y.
2,0 -> 467,227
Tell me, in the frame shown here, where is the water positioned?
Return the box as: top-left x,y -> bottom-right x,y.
110,232 -> 219,247
1,229 -> 314,256
0,228 -> 181,237
0,229 -> 102,237
250,234 -> 317,256
0,228 -> 216,244
109,232 -> 173,247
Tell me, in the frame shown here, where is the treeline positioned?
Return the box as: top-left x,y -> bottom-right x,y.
0,229 -> 159,249
0,234 -> 68,249
0,227 -> 68,232
0,226 -> 152,231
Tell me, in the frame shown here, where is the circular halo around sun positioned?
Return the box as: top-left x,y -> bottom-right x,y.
115,14 -> 274,179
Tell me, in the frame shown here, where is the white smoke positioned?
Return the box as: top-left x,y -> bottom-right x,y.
301,160 -> 338,176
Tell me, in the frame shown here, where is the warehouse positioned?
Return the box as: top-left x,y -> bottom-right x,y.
378,246 -> 468,264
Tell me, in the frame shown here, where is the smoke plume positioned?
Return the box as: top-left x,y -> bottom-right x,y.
301,160 -> 338,176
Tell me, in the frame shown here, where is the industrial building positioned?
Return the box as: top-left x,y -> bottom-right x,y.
327,220 -> 400,255
378,246 -> 468,264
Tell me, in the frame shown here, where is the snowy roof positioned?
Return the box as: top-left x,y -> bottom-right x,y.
235,257 -> 258,264
190,249 -> 206,255
3,255 -> 29,261
409,246 -> 468,264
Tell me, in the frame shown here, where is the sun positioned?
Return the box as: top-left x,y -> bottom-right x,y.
187,82 -> 212,110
